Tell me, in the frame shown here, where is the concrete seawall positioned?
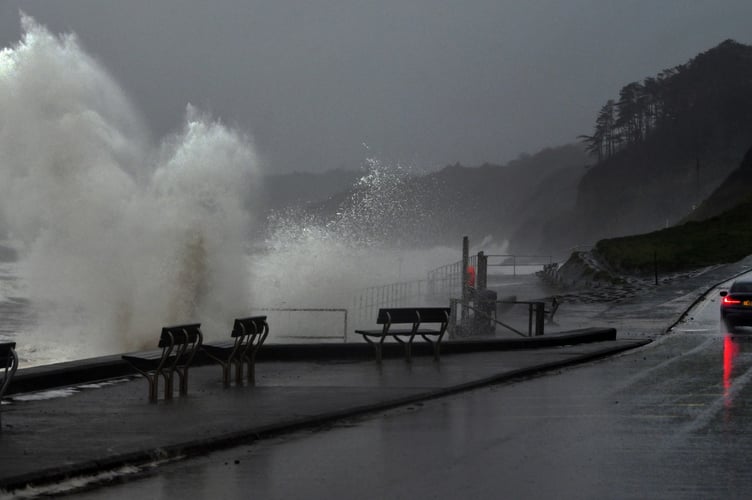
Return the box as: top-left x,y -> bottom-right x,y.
8,327 -> 615,395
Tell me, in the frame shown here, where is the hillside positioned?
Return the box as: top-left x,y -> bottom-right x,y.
685,146 -> 752,222
249,169 -> 362,215
301,144 -> 589,249
595,202 -> 752,275
563,40 -> 752,249
560,145 -> 752,280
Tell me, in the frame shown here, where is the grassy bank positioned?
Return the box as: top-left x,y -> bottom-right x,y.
595,200 -> 752,274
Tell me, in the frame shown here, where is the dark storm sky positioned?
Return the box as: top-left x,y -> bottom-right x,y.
1,0 -> 751,173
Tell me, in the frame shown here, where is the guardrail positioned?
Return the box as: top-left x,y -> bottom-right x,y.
427,254 -> 553,295
252,308 -> 349,343
449,299 -> 547,338
350,279 -> 431,322
348,253 -> 557,332
484,254 -> 554,276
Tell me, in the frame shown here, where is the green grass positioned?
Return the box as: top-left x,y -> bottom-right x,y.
595,200 -> 752,273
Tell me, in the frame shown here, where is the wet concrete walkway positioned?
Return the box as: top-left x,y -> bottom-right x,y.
0,335 -> 645,492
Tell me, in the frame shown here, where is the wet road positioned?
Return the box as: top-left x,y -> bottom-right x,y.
64,277 -> 752,499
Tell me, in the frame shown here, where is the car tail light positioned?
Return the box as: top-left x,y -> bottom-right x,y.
723,296 -> 742,305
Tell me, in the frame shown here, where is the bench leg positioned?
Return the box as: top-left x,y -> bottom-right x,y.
177,368 -> 189,396
148,375 -> 159,403
247,349 -> 262,385
393,336 -> 412,363
234,359 -> 244,385
374,343 -> 383,363
220,362 -> 231,387
423,336 -> 443,362
1,352 -> 19,425
124,366 -> 160,402
432,340 -> 441,361
162,370 -> 173,400
362,336 -> 384,363
178,366 -> 188,396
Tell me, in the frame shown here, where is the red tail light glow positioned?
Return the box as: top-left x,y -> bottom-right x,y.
723,296 -> 742,305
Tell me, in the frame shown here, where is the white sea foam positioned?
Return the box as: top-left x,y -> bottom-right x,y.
255,159 -> 440,309
249,158 -> 509,339
0,15 -> 259,359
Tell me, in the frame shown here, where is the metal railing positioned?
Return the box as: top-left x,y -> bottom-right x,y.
348,253 -> 557,336
498,300 -> 546,336
350,279 -> 432,322
484,254 -> 554,276
449,299 -> 546,338
427,255 -> 478,296
427,254 -> 553,295
252,308 -> 349,343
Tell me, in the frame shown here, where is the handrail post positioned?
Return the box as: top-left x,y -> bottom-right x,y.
534,302 -> 545,336
343,309 -> 348,343
477,251 -> 487,291
461,236 -> 469,322
528,303 -> 533,336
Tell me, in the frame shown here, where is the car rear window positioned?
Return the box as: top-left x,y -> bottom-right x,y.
731,282 -> 752,293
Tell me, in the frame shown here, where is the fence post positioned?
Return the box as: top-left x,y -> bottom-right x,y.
462,236 -> 469,322
477,251 -> 487,291
343,309 -> 348,343
449,298 -> 457,339
528,303 -> 533,336
534,302 -> 545,336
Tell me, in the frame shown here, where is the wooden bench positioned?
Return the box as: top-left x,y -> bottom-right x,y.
122,324 -> 203,402
202,316 -> 269,386
0,342 -> 18,430
355,307 -> 451,363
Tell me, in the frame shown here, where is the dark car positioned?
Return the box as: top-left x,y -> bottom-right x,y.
720,280 -> 752,330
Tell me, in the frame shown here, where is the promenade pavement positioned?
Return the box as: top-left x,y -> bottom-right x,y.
1,255 -> 751,495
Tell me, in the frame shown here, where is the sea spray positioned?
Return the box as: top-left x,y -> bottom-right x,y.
0,15 -> 510,362
251,158 -> 477,338
0,16 -> 258,361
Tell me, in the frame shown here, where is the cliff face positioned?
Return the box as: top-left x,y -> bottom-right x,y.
300,144 -> 590,250
560,40 -> 752,250
563,148 -> 742,247
685,146 -> 752,222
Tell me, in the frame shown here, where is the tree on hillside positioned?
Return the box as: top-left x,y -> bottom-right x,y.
579,100 -> 618,161
580,39 -> 752,161
616,81 -> 646,145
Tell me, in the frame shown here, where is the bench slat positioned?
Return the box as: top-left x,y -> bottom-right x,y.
232,316 -> 268,337
0,342 -> 16,357
376,308 -> 450,324
159,323 -> 202,347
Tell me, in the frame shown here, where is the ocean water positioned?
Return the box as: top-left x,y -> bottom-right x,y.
0,261 -> 30,345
